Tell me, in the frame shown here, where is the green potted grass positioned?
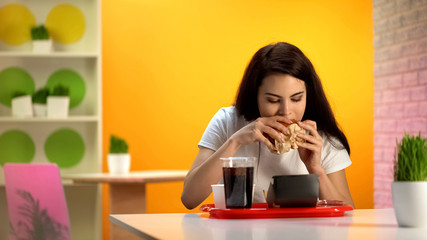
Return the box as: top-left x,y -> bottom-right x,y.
32,87 -> 49,117
108,135 -> 130,175
47,84 -> 70,118
392,133 -> 427,228
31,24 -> 52,53
11,91 -> 33,117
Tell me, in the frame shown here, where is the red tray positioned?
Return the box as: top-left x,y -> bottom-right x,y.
200,202 -> 353,219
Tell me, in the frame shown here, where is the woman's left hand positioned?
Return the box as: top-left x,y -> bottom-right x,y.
295,120 -> 324,174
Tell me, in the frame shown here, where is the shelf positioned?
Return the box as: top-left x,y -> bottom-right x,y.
0,116 -> 100,122
0,0 -> 102,238
0,181 -> 94,187
0,52 -> 99,58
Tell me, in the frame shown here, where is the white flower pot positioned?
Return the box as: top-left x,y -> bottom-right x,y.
47,96 -> 69,118
32,39 -> 53,53
392,181 -> 427,228
108,154 -> 131,175
33,103 -> 47,117
12,96 -> 33,117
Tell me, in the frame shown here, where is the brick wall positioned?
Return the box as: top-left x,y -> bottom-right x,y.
373,0 -> 427,208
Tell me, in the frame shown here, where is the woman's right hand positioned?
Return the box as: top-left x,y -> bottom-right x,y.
229,115 -> 292,153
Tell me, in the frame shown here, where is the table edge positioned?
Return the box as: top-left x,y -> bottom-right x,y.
61,170 -> 188,184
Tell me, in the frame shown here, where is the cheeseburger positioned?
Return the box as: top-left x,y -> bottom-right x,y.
272,121 -> 305,154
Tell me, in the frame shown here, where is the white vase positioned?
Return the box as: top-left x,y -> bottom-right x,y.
32,39 -> 53,53
33,103 -> 47,117
108,154 -> 131,175
392,181 -> 427,228
12,96 -> 33,117
47,96 -> 69,118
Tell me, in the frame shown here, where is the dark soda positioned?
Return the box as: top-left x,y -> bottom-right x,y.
223,167 -> 254,208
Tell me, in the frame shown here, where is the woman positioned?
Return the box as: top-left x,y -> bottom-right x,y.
181,42 -> 354,209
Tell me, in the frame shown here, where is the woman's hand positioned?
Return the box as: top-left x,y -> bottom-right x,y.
295,120 -> 324,174
230,116 -> 292,153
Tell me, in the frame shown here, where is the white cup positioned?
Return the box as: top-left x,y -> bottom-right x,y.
211,184 -> 226,209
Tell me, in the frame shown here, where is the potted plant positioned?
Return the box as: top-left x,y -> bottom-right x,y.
108,135 -> 130,175
392,133 -> 427,228
47,84 -> 70,118
31,24 -> 53,53
32,87 -> 49,117
11,91 -> 33,117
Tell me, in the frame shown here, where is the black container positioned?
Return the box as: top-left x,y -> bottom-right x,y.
266,174 -> 319,208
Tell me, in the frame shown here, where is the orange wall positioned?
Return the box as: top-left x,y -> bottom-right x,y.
102,0 -> 373,237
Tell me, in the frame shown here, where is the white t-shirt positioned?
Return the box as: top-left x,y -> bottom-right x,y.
198,106 -> 352,202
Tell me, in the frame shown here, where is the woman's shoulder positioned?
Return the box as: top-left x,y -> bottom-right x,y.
214,106 -> 243,122
209,106 -> 247,133
217,106 -> 238,116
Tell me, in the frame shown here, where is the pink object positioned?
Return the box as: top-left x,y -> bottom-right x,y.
4,163 -> 71,240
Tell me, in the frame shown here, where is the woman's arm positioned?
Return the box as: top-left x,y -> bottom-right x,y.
181,139 -> 240,210
296,120 -> 355,208
181,116 -> 291,209
313,168 -> 355,208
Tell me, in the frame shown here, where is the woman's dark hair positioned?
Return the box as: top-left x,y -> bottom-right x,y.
234,42 -> 350,154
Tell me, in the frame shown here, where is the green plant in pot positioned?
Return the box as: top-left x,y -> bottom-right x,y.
32,87 -> 49,117
47,84 -> 70,118
108,135 -> 130,175
12,91 -> 28,99
11,91 -> 33,117
31,25 -> 49,40
31,24 -> 53,52
50,84 -> 70,97
392,133 -> 427,228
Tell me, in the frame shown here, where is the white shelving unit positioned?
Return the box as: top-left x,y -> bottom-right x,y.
0,0 -> 102,239
0,116 -> 99,122
0,52 -> 99,57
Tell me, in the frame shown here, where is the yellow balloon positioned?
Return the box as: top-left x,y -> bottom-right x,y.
0,4 -> 35,46
46,4 -> 86,44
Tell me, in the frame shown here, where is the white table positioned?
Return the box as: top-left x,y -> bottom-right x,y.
62,170 -> 188,240
110,209 -> 427,240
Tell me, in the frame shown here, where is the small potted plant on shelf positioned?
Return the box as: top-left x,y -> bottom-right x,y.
32,87 -> 49,117
31,24 -> 53,53
11,91 -> 33,117
392,132 -> 427,228
47,84 -> 70,118
108,134 -> 130,175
